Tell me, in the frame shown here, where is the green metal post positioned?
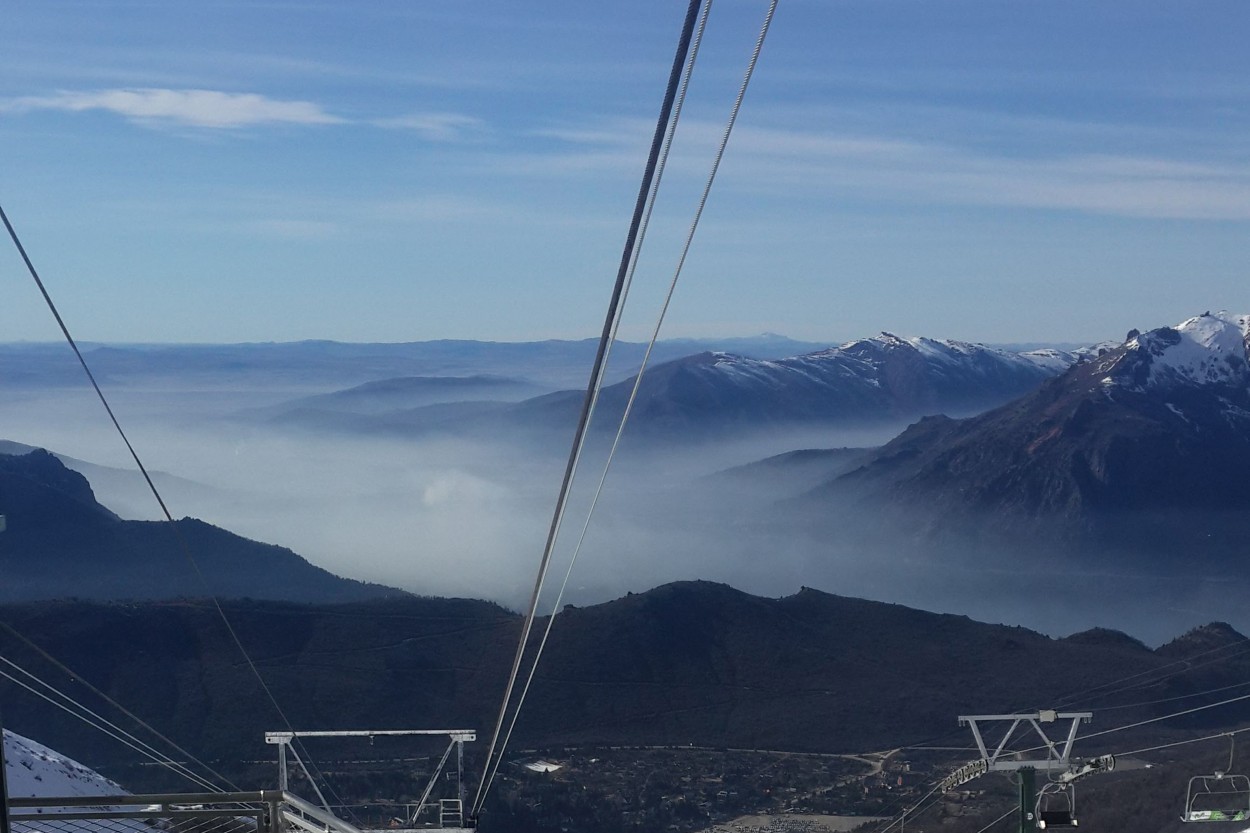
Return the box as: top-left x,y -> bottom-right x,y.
1018,767 -> 1037,833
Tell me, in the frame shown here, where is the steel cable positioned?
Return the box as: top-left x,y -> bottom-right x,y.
0,198 -> 348,817
469,0 -> 707,815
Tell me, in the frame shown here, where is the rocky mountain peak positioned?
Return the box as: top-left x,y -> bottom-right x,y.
1102,311 -> 1250,393
1156,622 -> 1249,659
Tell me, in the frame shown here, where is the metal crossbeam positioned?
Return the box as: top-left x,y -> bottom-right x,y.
265,730 -> 476,743
958,711 -> 1092,772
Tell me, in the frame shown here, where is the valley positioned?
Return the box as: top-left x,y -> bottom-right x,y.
3,312 -> 1250,833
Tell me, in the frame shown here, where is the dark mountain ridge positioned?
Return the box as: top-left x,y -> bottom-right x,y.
0,448 -> 399,604
1,581 -> 1247,793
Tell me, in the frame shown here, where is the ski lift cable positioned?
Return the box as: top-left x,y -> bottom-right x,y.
1054,639 -> 1250,710
0,198 -> 352,815
1090,677 -> 1250,714
900,640 -> 1250,767
472,0 -> 775,805
905,690 -> 1250,830
876,651 -> 1250,826
0,653 -> 235,791
974,806 -> 1016,833
0,666 -> 221,793
1022,687 -> 1250,757
1117,728 -> 1248,760
0,620 -> 242,790
876,781 -> 946,833
515,0 -> 780,745
474,0 -> 779,810
469,0 -> 706,815
471,0 -> 716,810
285,738 -> 334,814
540,0 -> 781,630
885,685 -> 1250,833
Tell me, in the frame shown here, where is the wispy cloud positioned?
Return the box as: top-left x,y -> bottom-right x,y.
517,114 -> 1250,221
3,88 -> 343,129
723,123 -> 1250,221
373,112 -> 484,142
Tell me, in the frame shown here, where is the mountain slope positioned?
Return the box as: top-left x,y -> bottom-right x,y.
5,581 -> 1246,789
3,729 -> 126,799
299,334 -> 1077,444
0,448 -> 402,603
811,311 -> 1250,564
488,335 -> 1074,440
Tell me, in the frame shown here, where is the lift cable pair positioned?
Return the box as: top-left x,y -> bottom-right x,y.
472,0 -> 780,816
0,662 -> 227,794
1,195 -> 352,820
0,619 -> 239,791
881,686 -> 1250,833
471,0 -> 779,818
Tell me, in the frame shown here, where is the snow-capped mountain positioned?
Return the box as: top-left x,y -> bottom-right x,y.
811,311 -> 1250,566
3,728 -> 124,799
477,333 -> 1080,442
1098,310 -> 1250,391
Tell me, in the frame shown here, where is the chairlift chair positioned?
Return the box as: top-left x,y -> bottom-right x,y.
1036,782 -> 1078,829
1183,734 -> 1250,823
1183,773 -> 1250,823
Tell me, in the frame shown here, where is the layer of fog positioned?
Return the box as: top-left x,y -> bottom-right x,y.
0,377 -> 1240,646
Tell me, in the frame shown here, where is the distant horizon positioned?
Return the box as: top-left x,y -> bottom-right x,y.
0,324 -> 1171,352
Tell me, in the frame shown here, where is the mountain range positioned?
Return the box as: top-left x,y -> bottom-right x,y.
2,311 -> 1247,639
803,312 -> 1250,570
253,334 -> 1077,443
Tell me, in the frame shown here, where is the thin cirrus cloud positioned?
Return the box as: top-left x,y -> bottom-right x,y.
373,112 -> 485,141
3,88 -> 343,129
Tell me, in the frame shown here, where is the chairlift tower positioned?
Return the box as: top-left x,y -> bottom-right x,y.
265,729 -> 477,830
955,711 -> 1112,833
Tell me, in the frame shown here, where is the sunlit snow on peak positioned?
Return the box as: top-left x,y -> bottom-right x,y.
1118,310 -> 1250,389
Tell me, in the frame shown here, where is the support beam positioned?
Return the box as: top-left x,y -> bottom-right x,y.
958,712 -> 1092,773
1018,767 -> 1037,833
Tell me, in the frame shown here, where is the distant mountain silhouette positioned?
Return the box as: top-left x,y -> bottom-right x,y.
265,334 -> 1076,445
0,448 -> 401,604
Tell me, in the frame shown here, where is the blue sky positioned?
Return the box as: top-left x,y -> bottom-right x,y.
0,0 -> 1247,345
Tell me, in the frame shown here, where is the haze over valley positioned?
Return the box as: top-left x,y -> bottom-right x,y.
3,311 -> 1246,643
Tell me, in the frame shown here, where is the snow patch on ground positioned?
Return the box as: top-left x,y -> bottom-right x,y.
3,728 -> 125,799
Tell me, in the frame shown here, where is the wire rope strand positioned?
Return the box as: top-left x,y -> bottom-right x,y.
477,0 -> 779,809
0,654 -> 231,792
973,806 -> 1017,833
556,0 -> 780,608
469,0 -> 706,816
0,667 -> 221,793
875,780 -> 946,833
897,683 -> 1250,833
0,197 -> 348,812
1117,727 -> 1250,759
0,619 -> 241,790
472,0 -> 717,808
